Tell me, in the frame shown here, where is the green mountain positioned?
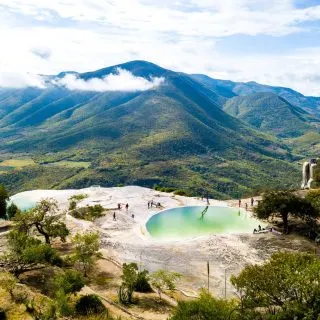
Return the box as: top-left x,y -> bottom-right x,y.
192,74 -> 320,116
222,92 -> 313,138
0,61 -> 313,198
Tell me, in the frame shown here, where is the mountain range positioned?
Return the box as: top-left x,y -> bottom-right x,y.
0,60 -> 319,198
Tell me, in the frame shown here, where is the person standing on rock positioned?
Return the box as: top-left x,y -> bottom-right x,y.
126,203 -> 129,211
113,212 -> 116,221
238,199 -> 241,207
251,198 -> 254,206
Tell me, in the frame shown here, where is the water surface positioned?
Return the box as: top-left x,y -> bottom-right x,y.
146,206 -> 264,239
9,195 -> 35,211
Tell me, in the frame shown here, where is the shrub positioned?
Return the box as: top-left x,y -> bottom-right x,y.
135,270 -> 152,293
7,203 -> 20,219
0,309 -> 6,320
169,290 -> 238,320
69,194 -> 88,202
52,269 -> 86,296
150,270 -> 181,300
88,205 -> 104,219
75,294 -> 106,315
70,205 -> 104,221
306,189 -> 320,212
69,200 -> 77,210
154,186 -> 177,193
174,189 -> 190,196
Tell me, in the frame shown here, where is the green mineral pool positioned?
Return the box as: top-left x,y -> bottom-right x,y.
146,206 -> 264,239
9,195 -> 35,211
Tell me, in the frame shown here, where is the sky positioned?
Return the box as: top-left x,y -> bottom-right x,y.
0,0 -> 320,95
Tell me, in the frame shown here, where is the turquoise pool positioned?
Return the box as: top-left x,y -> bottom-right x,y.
146,206 -> 264,239
9,195 -> 35,211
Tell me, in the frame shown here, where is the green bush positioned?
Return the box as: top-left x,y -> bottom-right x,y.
154,185 -> 176,193
0,309 -> 6,320
75,294 -> 106,315
69,194 -> 88,201
88,205 -> 104,218
52,269 -> 86,296
135,270 -> 152,293
69,200 -> 77,210
174,189 -> 190,196
7,203 -> 20,219
170,290 -> 238,320
70,205 -> 104,221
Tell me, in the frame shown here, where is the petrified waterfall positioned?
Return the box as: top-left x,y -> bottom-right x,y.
301,159 -> 317,189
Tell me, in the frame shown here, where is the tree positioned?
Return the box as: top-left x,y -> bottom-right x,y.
169,290 -> 238,320
0,230 -> 62,277
254,190 -> 318,233
118,263 -> 138,304
306,189 -> 320,213
0,185 -> 9,220
14,199 -> 69,244
7,203 -> 20,220
231,252 -> 320,319
51,269 -> 86,316
118,262 -> 151,304
150,270 -> 181,300
70,232 -> 101,277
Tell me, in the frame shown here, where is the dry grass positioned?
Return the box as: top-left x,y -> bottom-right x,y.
0,159 -> 35,168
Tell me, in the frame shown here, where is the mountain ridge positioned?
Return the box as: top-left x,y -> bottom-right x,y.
0,60 -> 317,198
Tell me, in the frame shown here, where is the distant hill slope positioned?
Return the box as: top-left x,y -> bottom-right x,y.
192,74 -> 320,116
0,60 -> 314,197
223,92 -> 312,138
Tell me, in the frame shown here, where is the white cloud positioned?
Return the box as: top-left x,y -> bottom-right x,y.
1,0 -> 320,37
0,0 -> 319,95
30,47 -> 52,59
0,72 -> 45,88
54,68 -> 165,92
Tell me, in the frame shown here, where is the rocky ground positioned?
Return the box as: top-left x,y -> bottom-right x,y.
4,186 -> 317,298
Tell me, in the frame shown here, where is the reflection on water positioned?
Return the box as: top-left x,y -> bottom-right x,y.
146,206 -> 263,239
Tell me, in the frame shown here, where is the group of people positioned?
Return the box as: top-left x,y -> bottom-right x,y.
238,197 -> 255,209
113,202 -> 134,221
117,203 -> 129,210
147,200 -> 161,208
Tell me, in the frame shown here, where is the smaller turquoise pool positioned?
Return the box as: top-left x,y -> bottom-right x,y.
146,206 -> 264,239
9,195 -> 35,211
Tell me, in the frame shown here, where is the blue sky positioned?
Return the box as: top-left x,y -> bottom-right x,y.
0,0 -> 319,95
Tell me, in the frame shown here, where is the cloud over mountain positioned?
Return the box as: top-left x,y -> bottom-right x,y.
0,68 -> 165,92
54,68 -> 165,92
0,72 -> 45,88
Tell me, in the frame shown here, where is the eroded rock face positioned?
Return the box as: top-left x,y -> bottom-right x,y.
301,159 -> 319,189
